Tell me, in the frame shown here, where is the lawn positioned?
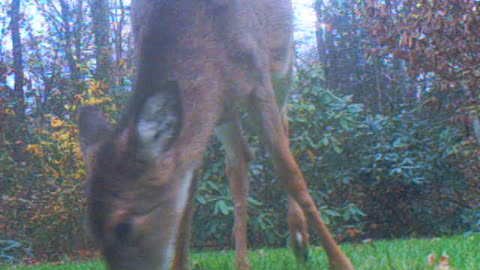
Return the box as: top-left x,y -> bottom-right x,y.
4,234 -> 479,270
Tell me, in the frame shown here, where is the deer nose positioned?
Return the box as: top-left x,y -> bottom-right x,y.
114,220 -> 133,241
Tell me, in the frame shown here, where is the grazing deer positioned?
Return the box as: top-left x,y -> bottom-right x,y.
78,0 -> 355,270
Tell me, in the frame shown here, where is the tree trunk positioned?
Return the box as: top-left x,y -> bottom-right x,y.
0,96 -> 5,147
314,0 -> 328,89
91,0 -> 113,91
74,0 -> 84,68
1,21 -> 7,147
374,57 -> 383,114
10,0 -> 25,120
59,0 -> 80,85
112,0 -> 126,89
472,115 -> 480,142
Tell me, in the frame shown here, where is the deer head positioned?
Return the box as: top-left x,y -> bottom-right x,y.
79,81 -> 200,269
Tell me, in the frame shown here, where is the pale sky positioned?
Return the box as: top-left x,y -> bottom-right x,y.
292,0 -> 317,54
293,0 -> 316,33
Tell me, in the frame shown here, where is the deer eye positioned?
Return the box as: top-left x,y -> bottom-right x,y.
114,220 -> 132,241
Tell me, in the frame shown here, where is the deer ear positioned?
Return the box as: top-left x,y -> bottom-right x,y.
78,106 -> 112,166
136,81 -> 182,159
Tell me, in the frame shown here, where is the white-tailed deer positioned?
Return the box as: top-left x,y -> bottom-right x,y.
78,1 -> 355,270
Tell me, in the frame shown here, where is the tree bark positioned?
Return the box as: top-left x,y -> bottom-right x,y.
112,0 -> 126,89
59,0 -> 80,85
74,0 -> 83,68
91,0 -> 113,91
314,0 -> 328,89
10,0 -> 25,120
0,96 -> 5,147
472,115 -> 480,142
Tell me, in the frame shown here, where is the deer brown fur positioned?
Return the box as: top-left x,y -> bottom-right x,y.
78,1 -> 355,270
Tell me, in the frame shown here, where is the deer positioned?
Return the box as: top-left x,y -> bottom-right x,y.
78,0 -> 355,270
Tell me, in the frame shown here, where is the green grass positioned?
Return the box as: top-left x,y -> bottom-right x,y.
3,234 -> 479,270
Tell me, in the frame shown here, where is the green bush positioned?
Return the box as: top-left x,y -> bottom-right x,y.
357,111 -> 471,236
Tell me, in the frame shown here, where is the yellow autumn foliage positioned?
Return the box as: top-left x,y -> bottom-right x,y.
3,80 -> 125,258
50,116 -> 66,128
25,144 -> 43,158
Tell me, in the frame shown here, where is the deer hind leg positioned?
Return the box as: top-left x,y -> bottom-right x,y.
171,176 -> 199,270
215,119 -> 252,270
248,87 -> 354,270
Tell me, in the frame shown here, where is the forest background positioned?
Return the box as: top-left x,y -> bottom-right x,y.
0,0 -> 479,264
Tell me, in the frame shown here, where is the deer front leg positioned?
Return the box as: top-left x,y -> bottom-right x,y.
216,120 -> 252,270
288,196 -> 309,262
279,109 -> 310,263
172,177 -> 198,270
249,90 -> 355,270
